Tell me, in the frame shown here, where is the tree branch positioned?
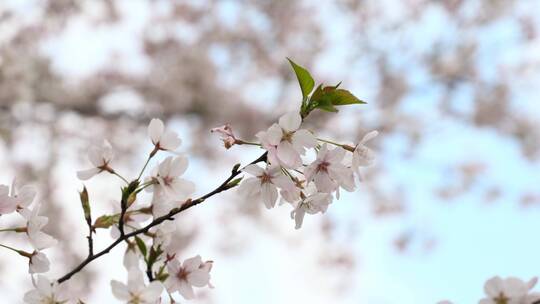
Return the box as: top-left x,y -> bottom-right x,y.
57,152 -> 267,284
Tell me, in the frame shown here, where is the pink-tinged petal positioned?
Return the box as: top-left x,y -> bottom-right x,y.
0,185 -> 9,196
293,207 -> 306,229
261,183 -> 278,209
243,164 -> 265,176
77,168 -> 101,180
317,144 -> 329,161
360,130 -> 379,144
160,130 -> 182,150
313,172 -> 336,193
292,129 -> 316,152
237,178 -> 260,198
169,156 -> 189,177
327,146 -> 346,163
503,277 -> 527,298
127,268 -> 146,291
23,289 -> 42,303
278,112 -> 301,132
101,140 -> 114,162
303,163 -> 317,183
178,280 -> 195,300
148,118 -> 164,144
29,251 -> 50,274
277,141 -> 302,169
88,146 -> 104,167
111,280 -> 130,300
158,156 -> 173,177
17,185 -> 36,208
484,276 -> 504,298
35,275 -> 53,296
266,124 -> 283,145
141,281 -> 164,302
171,178 -> 196,198
30,231 -> 57,251
0,196 -> 17,214
271,174 -> 295,192
183,255 -> 203,271
187,269 -> 210,287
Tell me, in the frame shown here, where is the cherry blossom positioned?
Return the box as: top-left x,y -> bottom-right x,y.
148,118 -> 182,152
256,112 -> 316,168
211,123 -> 237,149
149,156 -> 195,201
23,275 -> 69,304
29,251 -> 50,274
77,139 -> 115,180
22,204 -> 57,251
165,255 -> 213,299
351,130 -> 378,179
10,180 -> 37,211
304,144 -> 355,193
480,276 -> 540,304
237,164 -> 299,209
111,267 -> 163,304
290,186 -> 333,229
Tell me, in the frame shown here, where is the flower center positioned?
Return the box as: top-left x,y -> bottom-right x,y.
316,161 -> 330,173
177,267 -> 189,281
282,131 -> 294,143
260,173 -> 272,184
162,176 -> 174,186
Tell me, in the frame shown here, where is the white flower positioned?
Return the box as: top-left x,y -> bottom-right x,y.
148,118 -> 182,152
256,112 -> 316,169
77,139 -> 114,180
111,267 -> 163,304
22,204 -> 57,251
29,251 -> 50,274
23,275 -> 69,304
237,164 -> 299,209
304,144 -> 355,193
0,181 -> 36,215
480,276 -> 540,304
351,130 -> 378,179
290,188 -> 333,229
165,255 -> 213,299
150,156 -> 195,201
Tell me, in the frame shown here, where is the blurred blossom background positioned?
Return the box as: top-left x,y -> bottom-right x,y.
1,0 -> 540,303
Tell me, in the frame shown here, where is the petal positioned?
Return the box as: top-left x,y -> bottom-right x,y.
111,280 -> 130,300
484,276 -> 504,298
141,281 -> 164,302
183,255 -> 202,271
237,178 -> 260,198
313,172 -> 336,193
276,141 -> 302,168
292,129 -> 317,152
160,130 -> 182,151
77,168 -> 101,180
169,156 -> 189,177
293,207 -> 306,229
148,118 -> 164,145
35,275 -> 52,295
265,124 -> 283,146
170,178 -> 196,198
178,280 -> 195,300
29,252 -> 50,274
278,112 -> 301,132
242,164 -> 264,176
187,269 -> 210,287
360,130 -> 379,144
260,183 -> 278,209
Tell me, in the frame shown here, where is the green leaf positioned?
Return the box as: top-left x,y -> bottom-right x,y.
287,58 -> 315,100
323,89 -> 366,106
134,236 -> 147,258
92,215 -> 117,229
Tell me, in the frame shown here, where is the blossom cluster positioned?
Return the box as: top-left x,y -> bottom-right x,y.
229,111 -> 378,229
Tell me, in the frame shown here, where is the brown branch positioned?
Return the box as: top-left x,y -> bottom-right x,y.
57,152 -> 267,284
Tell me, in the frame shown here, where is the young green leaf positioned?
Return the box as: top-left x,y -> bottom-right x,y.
134,236 -> 147,258
287,58 -> 315,100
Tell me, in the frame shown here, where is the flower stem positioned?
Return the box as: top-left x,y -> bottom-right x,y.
0,243 -> 30,257
317,138 -> 343,147
110,171 -> 129,184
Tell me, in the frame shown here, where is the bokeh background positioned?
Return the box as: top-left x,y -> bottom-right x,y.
1,0 -> 540,303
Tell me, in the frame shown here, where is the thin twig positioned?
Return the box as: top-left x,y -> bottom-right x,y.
57,152 -> 267,284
